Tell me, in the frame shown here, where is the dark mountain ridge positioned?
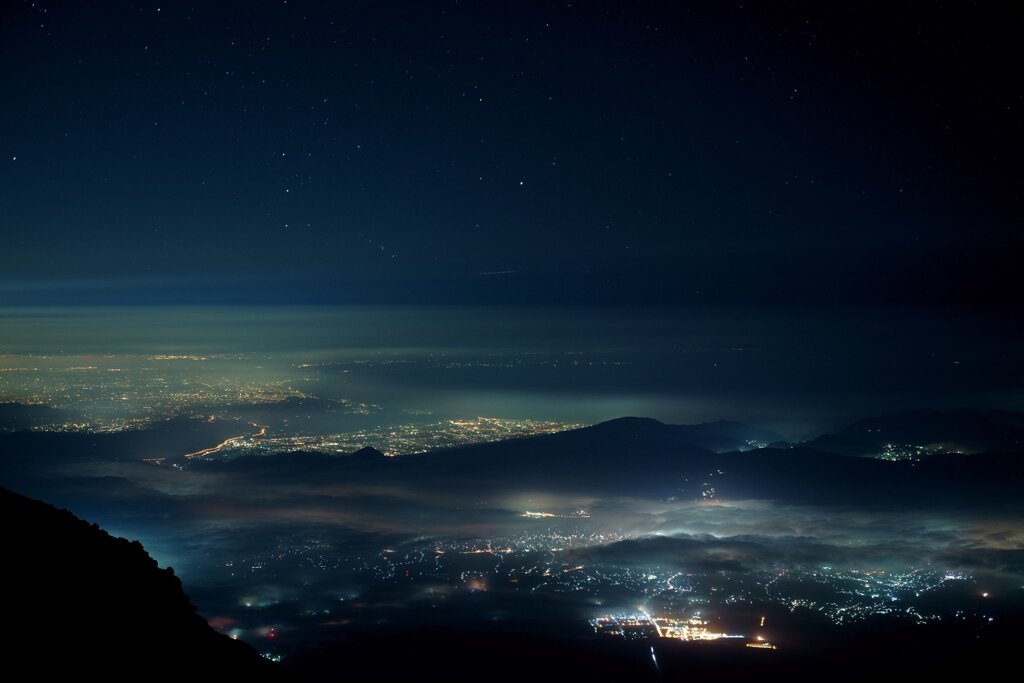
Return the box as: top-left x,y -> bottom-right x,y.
808,409 -> 1024,456
0,486 -> 279,678
187,416 -> 1024,507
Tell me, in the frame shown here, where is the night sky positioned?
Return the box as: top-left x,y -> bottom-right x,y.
1,1 -> 1020,306
5,6 -> 1024,671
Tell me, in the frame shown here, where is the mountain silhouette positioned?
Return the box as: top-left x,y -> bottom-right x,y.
0,486 -> 279,678
808,409 -> 1024,456
186,417 -> 1024,507
0,401 -> 76,429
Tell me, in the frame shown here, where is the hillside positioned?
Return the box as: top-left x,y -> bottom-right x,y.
0,487 -> 279,678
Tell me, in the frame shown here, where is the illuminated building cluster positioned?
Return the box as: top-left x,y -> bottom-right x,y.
219,417 -> 578,457
0,355 -> 577,455
763,567 -> 967,625
876,443 -> 961,461
201,521 -> 996,658
0,354 -> 311,431
590,612 -> 743,642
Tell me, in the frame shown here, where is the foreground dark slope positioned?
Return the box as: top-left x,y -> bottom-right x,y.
0,487 -> 279,678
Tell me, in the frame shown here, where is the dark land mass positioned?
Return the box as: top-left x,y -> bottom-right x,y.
808,409 -> 1024,456
0,401 -> 78,429
190,416 -> 1024,508
0,487 -> 279,678
3,413 -> 1023,516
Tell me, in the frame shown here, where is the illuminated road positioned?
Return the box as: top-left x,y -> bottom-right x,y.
640,608 -> 664,637
183,423 -> 268,459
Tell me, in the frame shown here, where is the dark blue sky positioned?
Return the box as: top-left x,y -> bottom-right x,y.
1,1 -> 1020,305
